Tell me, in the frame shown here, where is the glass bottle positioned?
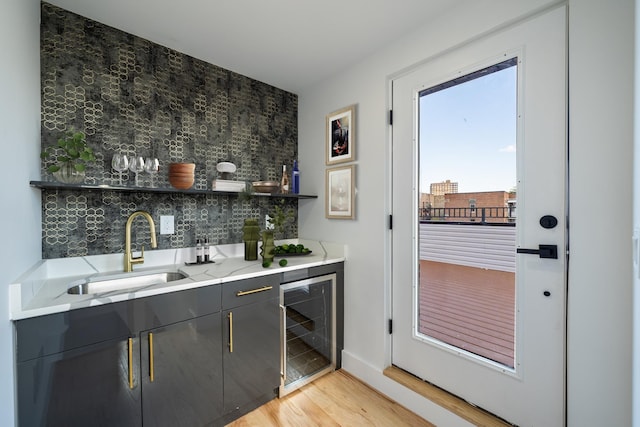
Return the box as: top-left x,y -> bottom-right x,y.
291,160 -> 300,194
195,238 -> 203,264
203,237 -> 210,262
280,164 -> 289,194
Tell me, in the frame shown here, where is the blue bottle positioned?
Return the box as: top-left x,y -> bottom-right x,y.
291,160 -> 300,194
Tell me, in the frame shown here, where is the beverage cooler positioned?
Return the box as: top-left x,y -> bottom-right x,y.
279,273 -> 336,396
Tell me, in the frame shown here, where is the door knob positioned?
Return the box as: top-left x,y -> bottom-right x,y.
516,244 -> 558,259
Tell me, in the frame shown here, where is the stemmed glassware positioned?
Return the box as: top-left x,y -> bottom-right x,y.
129,156 -> 145,186
111,153 -> 129,186
144,157 -> 159,187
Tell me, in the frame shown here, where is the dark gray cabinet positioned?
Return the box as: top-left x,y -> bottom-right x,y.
15,299 -> 139,427
17,336 -> 141,427
221,275 -> 280,421
141,313 -> 223,427
15,285 -> 222,427
14,266 -> 340,426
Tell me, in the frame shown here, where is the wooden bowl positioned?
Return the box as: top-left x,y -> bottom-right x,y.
252,181 -> 280,193
169,175 -> 194,189
168,162 -> 195,189
169,172 -> 195,178
168,162 -> 195,173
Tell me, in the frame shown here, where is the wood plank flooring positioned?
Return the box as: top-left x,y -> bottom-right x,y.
226,370 -> 434,427
419,260 -> 515,367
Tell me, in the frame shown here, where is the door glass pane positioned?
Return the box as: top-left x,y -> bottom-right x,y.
418,58 -> 517,368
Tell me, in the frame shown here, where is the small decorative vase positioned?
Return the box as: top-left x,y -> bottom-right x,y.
53,163 -> 85,184
260,230 -> 275,263
243,219 -> 260,261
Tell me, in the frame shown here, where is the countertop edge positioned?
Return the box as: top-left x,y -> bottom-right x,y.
10,240 -> 345,321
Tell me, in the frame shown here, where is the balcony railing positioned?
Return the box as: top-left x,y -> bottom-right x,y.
419,206 -> 516,224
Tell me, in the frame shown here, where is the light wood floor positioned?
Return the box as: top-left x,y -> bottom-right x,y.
226,370 -> 434,427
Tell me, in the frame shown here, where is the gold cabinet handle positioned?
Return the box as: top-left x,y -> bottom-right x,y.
236,285 -> 273,297
149,332 -> 155,382
228,312 -> 233,353
128,338 -> 134,389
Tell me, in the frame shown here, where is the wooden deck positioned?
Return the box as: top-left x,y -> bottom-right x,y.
419,260 -> 515,367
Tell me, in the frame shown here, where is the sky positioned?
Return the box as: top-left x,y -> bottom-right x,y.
419,65 -> 517,194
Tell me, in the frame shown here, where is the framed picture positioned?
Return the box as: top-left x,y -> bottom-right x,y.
326,104 -> 355,165
326,165 -> 355,219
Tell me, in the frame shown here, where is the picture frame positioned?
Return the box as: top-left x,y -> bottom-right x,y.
326,165 -> 355,219
326,104 -> 355,165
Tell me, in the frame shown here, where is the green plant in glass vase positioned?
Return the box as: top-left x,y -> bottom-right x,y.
41,130 -> 96,184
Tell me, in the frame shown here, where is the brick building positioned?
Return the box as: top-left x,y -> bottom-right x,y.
442,191 -> 516,223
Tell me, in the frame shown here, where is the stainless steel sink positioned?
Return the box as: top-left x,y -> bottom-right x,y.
67,271 -> 188,295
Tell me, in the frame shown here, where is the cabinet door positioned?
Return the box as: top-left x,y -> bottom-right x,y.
223,297 -> 280,415
17,337 -> 141,427
141,313 -> 223,427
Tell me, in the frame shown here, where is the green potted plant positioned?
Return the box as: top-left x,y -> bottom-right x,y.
41,129 -> 96,183
268,200 -> 295,240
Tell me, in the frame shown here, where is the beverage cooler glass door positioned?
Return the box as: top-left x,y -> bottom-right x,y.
280,273 -> 337,396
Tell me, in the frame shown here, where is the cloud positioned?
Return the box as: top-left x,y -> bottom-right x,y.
499,144 -> 516,153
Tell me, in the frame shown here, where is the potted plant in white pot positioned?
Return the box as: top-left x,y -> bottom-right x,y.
41,129 -> 96,183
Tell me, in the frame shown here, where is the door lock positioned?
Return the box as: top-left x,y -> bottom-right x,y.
516,244 -> 558,259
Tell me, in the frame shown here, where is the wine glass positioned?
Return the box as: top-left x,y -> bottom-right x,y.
111,153 -> 129,186
129,156 -> 145,186
144,157 -> 159,187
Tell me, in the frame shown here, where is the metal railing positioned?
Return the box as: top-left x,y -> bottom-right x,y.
419,206 -> 516,224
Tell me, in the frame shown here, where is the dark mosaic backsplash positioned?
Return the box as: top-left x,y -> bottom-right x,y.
40,2 -> 299,258
42,189 -> 298,259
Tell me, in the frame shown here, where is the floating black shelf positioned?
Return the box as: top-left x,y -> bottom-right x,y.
29,181 -> 318,199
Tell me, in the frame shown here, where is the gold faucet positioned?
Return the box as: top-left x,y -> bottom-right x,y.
124,210 -> 158,272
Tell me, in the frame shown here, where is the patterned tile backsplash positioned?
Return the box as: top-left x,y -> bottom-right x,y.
40,2 -> 300,258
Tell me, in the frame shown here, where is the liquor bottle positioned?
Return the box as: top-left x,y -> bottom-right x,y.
280,164 -> 289,193
291,160 -> 300,194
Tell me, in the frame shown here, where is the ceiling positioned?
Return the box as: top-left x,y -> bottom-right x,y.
46,0 -> 461,93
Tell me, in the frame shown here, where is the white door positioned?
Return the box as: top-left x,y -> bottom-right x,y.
391,7 -> 566,426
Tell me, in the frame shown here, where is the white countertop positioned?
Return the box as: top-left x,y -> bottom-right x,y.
10,239 -> 345,320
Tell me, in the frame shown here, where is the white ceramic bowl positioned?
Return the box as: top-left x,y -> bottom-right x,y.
216,162 -> 237,174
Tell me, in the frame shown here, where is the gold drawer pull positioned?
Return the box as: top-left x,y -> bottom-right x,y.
236,285 -> 273,297
149,332 -> 155,382
128,337 -> 134,389
228,312 -> 233,353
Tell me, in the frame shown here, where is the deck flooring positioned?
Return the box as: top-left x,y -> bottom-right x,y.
419,260 -> 515,367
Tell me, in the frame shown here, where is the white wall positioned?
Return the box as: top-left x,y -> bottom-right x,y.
0,0 -> 42,425
635,0 -> 640,423
299,0 -> 634,425
568,1 -> 634,426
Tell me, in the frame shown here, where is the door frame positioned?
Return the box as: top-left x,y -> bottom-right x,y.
384,5 -> 568,424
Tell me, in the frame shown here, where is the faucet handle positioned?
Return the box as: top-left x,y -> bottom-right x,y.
131,245 -> 145,263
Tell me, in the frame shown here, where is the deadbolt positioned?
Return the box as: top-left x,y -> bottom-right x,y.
540,215 -> 558,229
